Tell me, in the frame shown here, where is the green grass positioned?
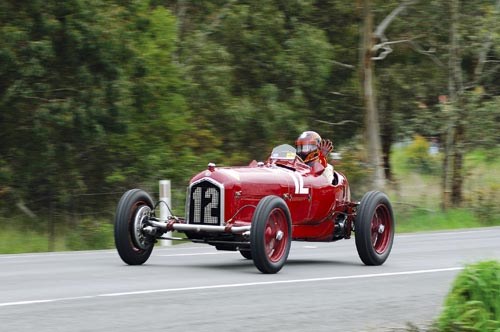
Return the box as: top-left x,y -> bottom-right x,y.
0,227 -> 67,254
389,145 -> 500,231
395,208 -> 484,233
0,216 -> 114,254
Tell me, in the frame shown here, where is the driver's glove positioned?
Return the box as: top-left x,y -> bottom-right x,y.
319,139 -> 333,156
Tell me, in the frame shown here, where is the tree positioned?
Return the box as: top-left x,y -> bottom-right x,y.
360,0 -> 419,189
0,1 -> 195,216
442,0 -> 500,208
176,0 -> 344,161
0,0 -> 135,213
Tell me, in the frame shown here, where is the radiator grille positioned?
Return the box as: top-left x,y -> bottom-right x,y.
187,179 -> 224,226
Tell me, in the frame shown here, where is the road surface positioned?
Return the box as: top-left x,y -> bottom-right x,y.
1,227 -> 499,331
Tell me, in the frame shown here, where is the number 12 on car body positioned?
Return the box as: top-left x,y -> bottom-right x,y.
285,170 -> 309,195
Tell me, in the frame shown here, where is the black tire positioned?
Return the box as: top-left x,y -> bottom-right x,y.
239,250 -> 252,260
114,189 -> 155,265
250,195 -> 292,274
355,191 -> 395,265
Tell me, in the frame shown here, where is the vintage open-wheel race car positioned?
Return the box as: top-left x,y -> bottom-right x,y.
114,144 -> 395,274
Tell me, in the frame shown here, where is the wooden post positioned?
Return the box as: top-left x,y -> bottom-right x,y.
159,180 -> 172,246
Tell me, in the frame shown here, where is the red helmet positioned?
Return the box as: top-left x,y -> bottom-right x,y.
296,131 -> 321,163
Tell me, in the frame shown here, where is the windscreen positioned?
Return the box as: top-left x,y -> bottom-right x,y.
270,144 -> 296,161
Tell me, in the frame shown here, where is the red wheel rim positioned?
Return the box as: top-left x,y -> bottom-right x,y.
370,204 -> 392,254
264,208 -> 289,263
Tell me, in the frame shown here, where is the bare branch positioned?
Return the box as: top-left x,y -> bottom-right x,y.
371,39 -> 411,60
16,200 -> 37,218
315,119 -> 358,126
328,91 -> 347,96
47,88 -> 80,93
371,1 -> 419,61
374,0 -> 419,40
371,36 -> 444,66
331,60 -> 355,69
371,47 -> 393,61
408,40 -> 444,67
372,38 -> 414,51
19,95 -> 68,103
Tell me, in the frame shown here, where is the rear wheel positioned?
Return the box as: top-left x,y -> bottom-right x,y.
355,191 -> 395,265
250,196 -> 291,274
114,189 -> 155,265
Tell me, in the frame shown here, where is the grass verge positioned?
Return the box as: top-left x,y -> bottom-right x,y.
0,227 -> 67,254
395,208 -> 486,233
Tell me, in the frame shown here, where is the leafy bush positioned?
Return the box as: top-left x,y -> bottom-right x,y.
403,135 -> 441,175
66,218 -> 114,250
468,184 -> 500,226
438,260 -> 500,332
334,145 -> 371,199
464,150 -> 500,226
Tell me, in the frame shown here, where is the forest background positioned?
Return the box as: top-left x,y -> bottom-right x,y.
0,0 -> 499,252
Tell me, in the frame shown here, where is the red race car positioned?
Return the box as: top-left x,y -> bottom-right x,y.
114,144 -> 395,273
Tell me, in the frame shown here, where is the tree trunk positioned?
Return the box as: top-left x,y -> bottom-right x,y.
379,86 -> 394,182
381,121 -> 393,182
442,121 -> 453,210
451,123 -> 464,205
443,0 -> 464,209
361,0 -> 386,190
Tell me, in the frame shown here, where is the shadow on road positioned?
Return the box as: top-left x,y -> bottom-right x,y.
135,257 -> 363,274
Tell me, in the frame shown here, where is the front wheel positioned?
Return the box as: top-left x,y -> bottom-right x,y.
114,189 -> 155,265
250,196 -> 292,274
239,250 -> 252,260
355,191 -> 395,266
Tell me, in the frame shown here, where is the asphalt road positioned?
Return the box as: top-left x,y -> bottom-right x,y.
1,227 -> 499,332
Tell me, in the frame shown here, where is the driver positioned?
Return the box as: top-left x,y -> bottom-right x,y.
295,131 -> 334,183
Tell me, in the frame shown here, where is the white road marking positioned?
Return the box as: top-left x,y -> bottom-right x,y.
0,267 -> 463,308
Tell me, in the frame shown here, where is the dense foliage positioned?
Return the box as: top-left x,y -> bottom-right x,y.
0,0 -> 499,222
438,260 -> 500,331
